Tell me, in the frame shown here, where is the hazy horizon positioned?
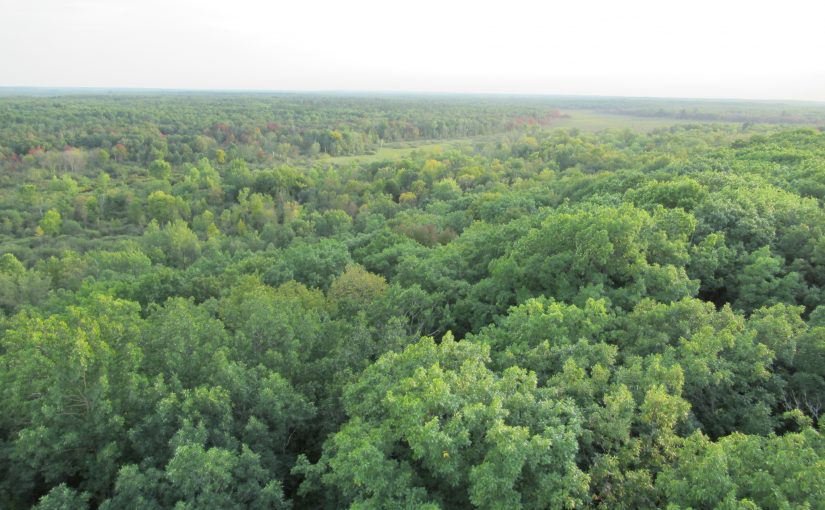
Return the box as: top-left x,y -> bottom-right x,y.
4,86 -> 825,106
3,0 -> 824,102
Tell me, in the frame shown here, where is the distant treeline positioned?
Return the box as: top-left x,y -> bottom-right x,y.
562,97 -> 825,125
0,95 -> 568,166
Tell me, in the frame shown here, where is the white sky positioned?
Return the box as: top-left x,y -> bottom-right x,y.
1,0 -> 824,101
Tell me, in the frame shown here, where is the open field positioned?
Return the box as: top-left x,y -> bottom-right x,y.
546,109 -> 731,131
323,138 -> 473,165
324,110 -> 741,164
324,107 -> 820,165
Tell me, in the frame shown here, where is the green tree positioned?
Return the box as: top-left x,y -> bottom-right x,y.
147,190 -> 181,224
327,264 -> 388,316
658,428 -> 825,509
149,159 -> 172,180
0,295 -> 145,504
40,208 -> 63,236
297,335 -> 589,509
33,484 -> 91,510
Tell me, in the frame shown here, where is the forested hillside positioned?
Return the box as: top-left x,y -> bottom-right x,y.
2,94 -> 825,509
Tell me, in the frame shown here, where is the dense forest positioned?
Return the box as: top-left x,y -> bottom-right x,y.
2,93 -> 825,509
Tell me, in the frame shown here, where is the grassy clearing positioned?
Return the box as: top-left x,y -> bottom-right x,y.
323,110 -> 739,164
323,138 -> 475,165
546,110 -> 724,132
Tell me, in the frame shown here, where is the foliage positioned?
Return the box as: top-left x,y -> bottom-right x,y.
1,94 -> 825,508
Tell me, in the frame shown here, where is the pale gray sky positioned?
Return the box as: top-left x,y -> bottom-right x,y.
1,0 -> 824,101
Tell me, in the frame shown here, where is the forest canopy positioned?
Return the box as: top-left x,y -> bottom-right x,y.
1,93 -> 825,509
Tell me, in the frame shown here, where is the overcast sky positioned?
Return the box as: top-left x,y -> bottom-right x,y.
1,0 -> 824,101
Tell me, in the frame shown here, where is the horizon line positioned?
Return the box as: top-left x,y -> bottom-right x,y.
1,86 -> 825,106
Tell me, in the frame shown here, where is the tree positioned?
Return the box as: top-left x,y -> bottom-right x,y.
0,295 -> 145,504
327,264 -> 388,316
733,246 -> 806,313
484,203 -> 697,314
149,159 -> 172,180
657,428 -> 825,509
141,220 -> 201,268
0,253 -> 49,315
34,484 -> 90,510
620,298 -> 777,436
147,191 -> 181,224
296,335 -> 589,509
40,209 -> 63,236
101,443 -> 291,510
